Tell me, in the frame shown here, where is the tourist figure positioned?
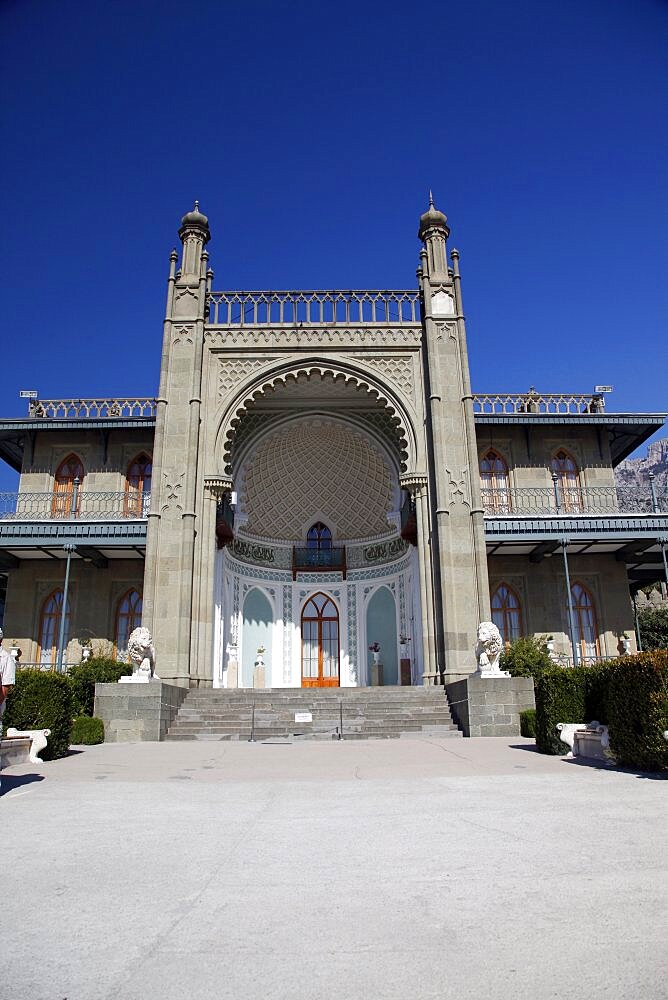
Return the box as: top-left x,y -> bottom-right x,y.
0,627 -> 16,793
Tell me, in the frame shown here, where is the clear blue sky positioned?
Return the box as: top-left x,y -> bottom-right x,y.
1,0 -> 666,489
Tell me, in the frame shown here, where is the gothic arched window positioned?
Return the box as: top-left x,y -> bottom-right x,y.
306,522 -> 332,550
51,454 -> 84,517
125,453 -> 152,517
551,449 -> 583,513
491,583 -> 523,644
115,588 -> 143,660
571,582 -> 600,662
480,449 -> 511,513
38,588 -> 71,667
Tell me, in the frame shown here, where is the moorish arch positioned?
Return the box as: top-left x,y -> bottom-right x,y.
213,359 -> 420,477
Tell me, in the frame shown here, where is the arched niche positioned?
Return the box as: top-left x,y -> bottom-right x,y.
366,586 -> 398,685
241,588 -> 273,688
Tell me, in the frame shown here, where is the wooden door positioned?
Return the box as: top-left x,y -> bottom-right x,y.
301,593 -> 339,688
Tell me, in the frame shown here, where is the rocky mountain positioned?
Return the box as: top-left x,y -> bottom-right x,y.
615,438 -> 668,492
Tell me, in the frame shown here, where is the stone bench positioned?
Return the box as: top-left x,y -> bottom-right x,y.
557,721 -> 611,762
0,736 -> 32,768
4,728 -> 51,764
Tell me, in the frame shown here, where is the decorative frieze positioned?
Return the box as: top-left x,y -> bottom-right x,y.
363,538 -> 408,563
231,538 -> 276,564
205,326 -> 421,349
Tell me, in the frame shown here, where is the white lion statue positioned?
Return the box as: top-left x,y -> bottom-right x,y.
475,621 -> 506,676
127,627 -> 158,680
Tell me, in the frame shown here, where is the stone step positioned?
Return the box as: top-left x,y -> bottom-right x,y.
165,686 -> 461,742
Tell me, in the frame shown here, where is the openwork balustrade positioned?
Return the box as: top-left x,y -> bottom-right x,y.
207,290 -> 421,326
292,546 -> 347,580
481,486 -> 668,516
0,492 -> 151,521
473,392 -> 604,415
27,398 -> 156,419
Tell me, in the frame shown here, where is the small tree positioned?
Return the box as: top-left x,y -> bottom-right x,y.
500,635 -> 553,682
637,606 -> 668,651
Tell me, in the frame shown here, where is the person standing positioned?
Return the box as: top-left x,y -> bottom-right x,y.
0,627 -> 16,793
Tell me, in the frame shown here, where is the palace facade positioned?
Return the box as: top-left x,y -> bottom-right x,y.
0,200 -> 666,687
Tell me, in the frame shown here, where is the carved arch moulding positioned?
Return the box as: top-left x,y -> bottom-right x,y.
213,359 -> 419,478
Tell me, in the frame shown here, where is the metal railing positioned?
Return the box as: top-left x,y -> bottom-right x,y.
206,289 -> 421,326
481,486 -> 668,516
27,398 -> 156,419
0,491 -> 151,521
472,391 -> 605,415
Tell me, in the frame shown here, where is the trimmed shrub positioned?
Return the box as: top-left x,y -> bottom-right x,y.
3,669 -> 73,760
500,636 -> 553,682
71,715 -> 104,745
519,708 -> 536,738
606,652 -> 668,771
535,665 -> 610,755
637,606 -> 668,652
67,657 -> 132,716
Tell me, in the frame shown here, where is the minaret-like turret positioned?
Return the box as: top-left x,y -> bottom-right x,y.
178,201 -> 210,282
418,191 -> 450,279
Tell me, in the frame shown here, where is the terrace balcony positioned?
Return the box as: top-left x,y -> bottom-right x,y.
481,485 -> 668,517
482,484 -> 668,588
0,491 -> 150,567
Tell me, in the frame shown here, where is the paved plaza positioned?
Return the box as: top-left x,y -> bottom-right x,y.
2,736 -> 667,1000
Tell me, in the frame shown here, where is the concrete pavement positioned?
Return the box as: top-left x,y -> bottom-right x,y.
2,737 -> 666,1000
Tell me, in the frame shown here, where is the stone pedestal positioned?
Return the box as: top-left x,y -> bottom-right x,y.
94,680 -> 188,742
253,664 -> 266,689
371,662 -> 384,686
445,675 -> 535,737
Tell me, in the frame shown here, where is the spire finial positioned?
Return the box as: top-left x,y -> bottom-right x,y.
429,189 -> 434,208
194,199 -> 199,211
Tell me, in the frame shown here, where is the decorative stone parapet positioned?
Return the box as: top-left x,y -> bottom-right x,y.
94,681 -> 188,742
445,675 -> 535,737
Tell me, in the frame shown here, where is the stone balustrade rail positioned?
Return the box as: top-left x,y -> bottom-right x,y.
27,398 -> 156,419
206,289 -> 421,326
473,392 -> 604,414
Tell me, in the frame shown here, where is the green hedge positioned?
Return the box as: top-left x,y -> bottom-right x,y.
4,669 -> 73,760
67,657 -> 132,716
71,715 -> 105,745
500,636 -> 553,682
535,665 -> 609,755
606,652 -> 668,771
519,708 -> 536,738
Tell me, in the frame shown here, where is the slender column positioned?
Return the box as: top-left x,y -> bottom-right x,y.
401,475 -> 437,684
649,474 -> 668,589
56,543 -> 75,672
191,477 -> 232,685
561,537 -> 579,666
142,249 -> 178,635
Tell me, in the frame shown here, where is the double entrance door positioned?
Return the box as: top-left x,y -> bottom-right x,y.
301,593 -> 340,687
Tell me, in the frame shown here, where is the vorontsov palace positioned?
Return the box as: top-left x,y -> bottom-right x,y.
0,200 -> 666,688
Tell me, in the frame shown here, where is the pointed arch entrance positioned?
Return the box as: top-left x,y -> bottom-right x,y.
301,593 -> 340,688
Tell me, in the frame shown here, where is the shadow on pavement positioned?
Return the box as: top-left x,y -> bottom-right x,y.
1,773 -> 46,795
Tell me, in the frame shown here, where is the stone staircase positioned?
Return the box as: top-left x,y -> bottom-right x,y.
165,687 -> 463,741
